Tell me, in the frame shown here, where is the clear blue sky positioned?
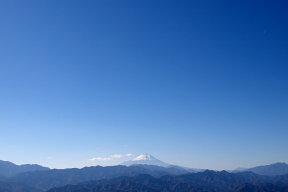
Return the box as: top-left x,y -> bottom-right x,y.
0,0 -> 287,170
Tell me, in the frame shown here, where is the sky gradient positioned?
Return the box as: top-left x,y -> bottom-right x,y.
0,0 -> 288,170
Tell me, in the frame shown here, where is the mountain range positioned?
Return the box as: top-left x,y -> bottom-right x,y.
0,160 -> 49,177
0,155 -> 288,192
47,171 -> 288,192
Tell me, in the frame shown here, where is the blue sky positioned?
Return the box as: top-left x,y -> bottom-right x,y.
0,0 -> 287,170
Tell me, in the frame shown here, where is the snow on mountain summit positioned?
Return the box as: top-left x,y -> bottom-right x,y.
132,154 -> 155,161
121,154 -> 170,167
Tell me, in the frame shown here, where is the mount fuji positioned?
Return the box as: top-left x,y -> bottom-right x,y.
121,154 -> 205,173
121,154 -> 170,167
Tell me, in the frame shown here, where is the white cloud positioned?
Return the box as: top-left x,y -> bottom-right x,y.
89,153 -> 132,162
88,157 -> 111,161
111,154 -> 123,159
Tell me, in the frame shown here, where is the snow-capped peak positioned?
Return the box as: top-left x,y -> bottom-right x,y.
121,154 -> 170,167
132,154 -> 155,161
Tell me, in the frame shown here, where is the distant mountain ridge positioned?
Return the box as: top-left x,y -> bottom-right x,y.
0,160 -> 49,178
234,162 -> 288,176
1,158 -> 288,192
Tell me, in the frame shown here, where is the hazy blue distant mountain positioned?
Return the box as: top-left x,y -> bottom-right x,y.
47,171 -> 288,192
0,160 -> 49,177
235,162 -> 288,176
